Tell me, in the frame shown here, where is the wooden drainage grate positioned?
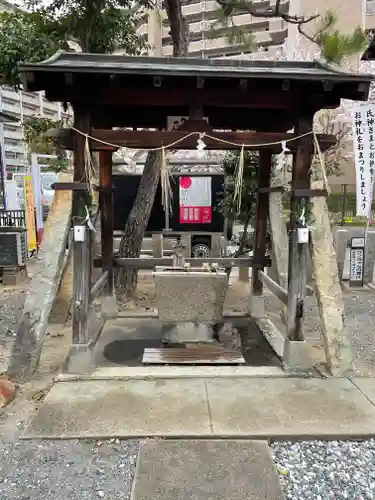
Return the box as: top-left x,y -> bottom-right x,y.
142,346 -> 246,365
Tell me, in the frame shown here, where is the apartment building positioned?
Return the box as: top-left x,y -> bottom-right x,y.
143,0 -> 290,58
0,0 -> 68,174
142,0 -> 375,60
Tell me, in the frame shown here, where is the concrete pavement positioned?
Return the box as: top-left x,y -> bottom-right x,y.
23,376 -> 375,440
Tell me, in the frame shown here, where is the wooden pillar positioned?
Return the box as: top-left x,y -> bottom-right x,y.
287,113 -> 314,341
71,105 -> 92,345
252,149 -> 273,295
99,150 -> 114,295
72,222 -> 92,344
72,106 -> 91,218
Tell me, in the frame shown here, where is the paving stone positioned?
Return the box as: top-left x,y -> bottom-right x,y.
23,379 -> 211,438
206,377 -> 375,438
132,439 -> 284,500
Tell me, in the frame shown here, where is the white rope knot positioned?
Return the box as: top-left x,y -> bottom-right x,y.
84,205 -> 96,232
233,144 -> 245,214
197,132 -> 206,151
160,146 -> 172,215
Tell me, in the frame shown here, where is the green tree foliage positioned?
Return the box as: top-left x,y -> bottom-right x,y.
0,10 -> 59,87
0,0 -> 153,87
28,0 -> 153,53
23,116 -> 68,171
217,150 -> 260,256
219,150 -> 259,224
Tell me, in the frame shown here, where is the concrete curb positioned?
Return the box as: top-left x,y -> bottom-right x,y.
21,431 -> 375,442
56,365 -> 290,382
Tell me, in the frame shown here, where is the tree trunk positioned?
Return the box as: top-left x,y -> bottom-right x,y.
117,151 -> 161,294
117,0 -> 188,295
164,0 -> 189,57
234,217 -> 251,258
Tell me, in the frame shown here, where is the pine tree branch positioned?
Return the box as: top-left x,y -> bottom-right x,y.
216,0 -> 319,24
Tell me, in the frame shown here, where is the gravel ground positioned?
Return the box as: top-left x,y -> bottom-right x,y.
1,258 -> 375,499
265,288 -> 375,375
0,437 -> 139,500
344,291 -> 375,374
272,440 -> 375,500
0,287 -> 27,373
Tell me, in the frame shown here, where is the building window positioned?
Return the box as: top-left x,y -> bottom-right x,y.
2,96 -> 17,105
5,151 -> 24,160
3,124 -> 19,132
4,140 -> 19,150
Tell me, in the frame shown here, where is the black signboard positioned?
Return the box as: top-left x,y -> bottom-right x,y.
113,173 -> 226,236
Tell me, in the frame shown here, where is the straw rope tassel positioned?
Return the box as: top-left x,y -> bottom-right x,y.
313,131 -> 331,196
233,144 -> 245,214
83,135 -> 96,196
160,146 -> 172,214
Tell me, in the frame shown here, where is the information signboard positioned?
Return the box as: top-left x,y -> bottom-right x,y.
179,176 -> 212,224
349,237 -> 365,286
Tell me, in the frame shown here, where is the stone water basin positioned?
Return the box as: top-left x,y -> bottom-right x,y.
152,266 -> 228,324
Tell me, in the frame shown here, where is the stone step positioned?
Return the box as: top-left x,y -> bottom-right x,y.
131,439 -> 284,500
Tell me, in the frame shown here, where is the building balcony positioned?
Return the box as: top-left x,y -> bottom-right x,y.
162,26 -> 287,56
368,0 -> 375,15
1,101 -> 21,117
3,129 -> 23,141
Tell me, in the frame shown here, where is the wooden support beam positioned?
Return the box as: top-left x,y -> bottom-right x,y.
287,113 -> 314,341
71,104 -> 93,346
90,270 -> 109,302
258,270 -> 288,304
52,182 -> 89,191
93,256 -> 269,269
99,150 -> 114,296
72,224 -> 92,344
287,188 -> 328,198
47,88 -> 294,109
252,149 -> 273,296
72,106 -> 91,217
258,186 -> 285,194
259,270 -> 313,304
52,129 -> 336,153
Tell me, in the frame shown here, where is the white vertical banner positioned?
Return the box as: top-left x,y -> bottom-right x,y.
353,104 -> 375,216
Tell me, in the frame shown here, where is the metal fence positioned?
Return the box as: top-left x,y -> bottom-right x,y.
326,185 -> 375,226
0,210 -> 26,228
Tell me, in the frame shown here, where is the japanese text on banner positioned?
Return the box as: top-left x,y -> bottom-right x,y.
353,104 -> 375,216
24,175 -> 37,252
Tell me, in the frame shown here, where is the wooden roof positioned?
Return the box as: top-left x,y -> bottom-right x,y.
21,51 -> 373,84
20,51 -> 374,131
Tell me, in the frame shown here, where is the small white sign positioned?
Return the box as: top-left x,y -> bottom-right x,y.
351,237 -> 365,248
74,225 -> 85,242
350,248 -> 364,283
297,227 -> 309,244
